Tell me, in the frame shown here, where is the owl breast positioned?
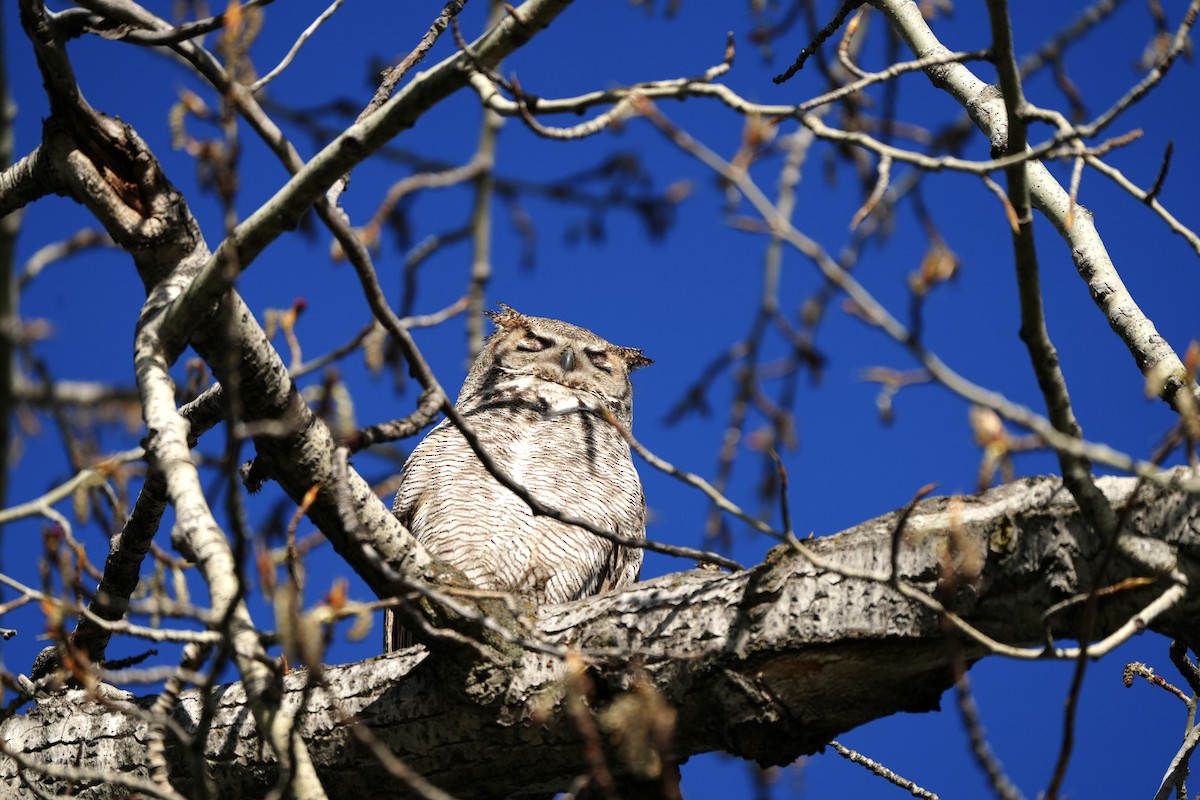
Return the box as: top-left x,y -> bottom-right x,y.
394,399 -> 644,605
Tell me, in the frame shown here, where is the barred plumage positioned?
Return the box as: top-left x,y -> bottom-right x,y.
384,306 -> 651,651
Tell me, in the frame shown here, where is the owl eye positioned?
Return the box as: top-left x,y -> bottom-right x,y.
588,351 -> 613,373
516,336 -> 550,352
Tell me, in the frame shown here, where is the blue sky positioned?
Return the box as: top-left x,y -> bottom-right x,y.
3,1 -> 1200,797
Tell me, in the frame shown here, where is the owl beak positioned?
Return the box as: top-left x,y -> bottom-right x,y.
560,346 -> 577,372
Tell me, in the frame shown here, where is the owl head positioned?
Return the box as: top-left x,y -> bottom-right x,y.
458,305 -> 652,426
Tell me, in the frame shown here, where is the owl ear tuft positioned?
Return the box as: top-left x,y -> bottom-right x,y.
486,303 -> 527,331
619,347 -> 653,371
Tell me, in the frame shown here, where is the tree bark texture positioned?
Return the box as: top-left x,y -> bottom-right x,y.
6,470 -> 1198,798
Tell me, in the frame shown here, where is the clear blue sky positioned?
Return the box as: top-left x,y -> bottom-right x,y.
3,1 -> 1200,797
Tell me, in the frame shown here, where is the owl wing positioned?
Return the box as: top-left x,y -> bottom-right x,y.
560,419 -> 645,598
595,479 -> 645,595
386,419 -> 462,652
391,418 -> 450,519
391,418 -> 494,568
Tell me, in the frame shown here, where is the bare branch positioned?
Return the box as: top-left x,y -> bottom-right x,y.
249,0 -> 346,92
831,741 -> 941,800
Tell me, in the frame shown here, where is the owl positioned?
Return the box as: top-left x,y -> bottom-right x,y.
385,305 -> 652,652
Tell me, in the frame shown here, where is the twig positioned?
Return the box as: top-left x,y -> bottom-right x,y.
327,0 -> 470,207
596,407 -> 759,560
800,47 -> 991,112
1124,662 -> 1191,704
1170,640 -> 1200,695
356,0 -> 469,123
142,642 -> 212,795
291,297 -> 469,379
1043,419 -> 1185,798
466,66 -> 502,359
1146,139 -> 1174,203
850,153 -> 891,229
18,228 -> 114,288
451,12 -> 515,92
1065,154 -> 1084,228
766,449 -> 793,536
1069,1 -> 1199,142
953,662 -> 1024,800
1017,0 -> 1124,80
510,76 -> 640,141
830,741 -> 940,799
0,569 -> 221,647
343,388 -> 444,453
1083,149 -> 1200,255
835,8 -> 869,79
875,0 -> 1200,423
773,0 -> 865,84
0,448 -> 142,525
250,0 -> 346,92
889,483 -> 935,583
1154,724 -> 1200,800
71,0 -> 275,46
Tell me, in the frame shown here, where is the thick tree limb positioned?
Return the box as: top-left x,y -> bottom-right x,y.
6,471 -> 1198,798
0,144 -> 65,218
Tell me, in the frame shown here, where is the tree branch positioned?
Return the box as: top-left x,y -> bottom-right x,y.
873,0 -> 1200,420
6,471 -> 1199,798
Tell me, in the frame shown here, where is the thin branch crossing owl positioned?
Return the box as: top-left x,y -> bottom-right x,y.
385,306 -> 651,651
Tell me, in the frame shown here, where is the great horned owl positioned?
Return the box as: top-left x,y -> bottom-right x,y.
384,305 -> 651,651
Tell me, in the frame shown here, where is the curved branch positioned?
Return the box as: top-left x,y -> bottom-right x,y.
0,145 -> 65,218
